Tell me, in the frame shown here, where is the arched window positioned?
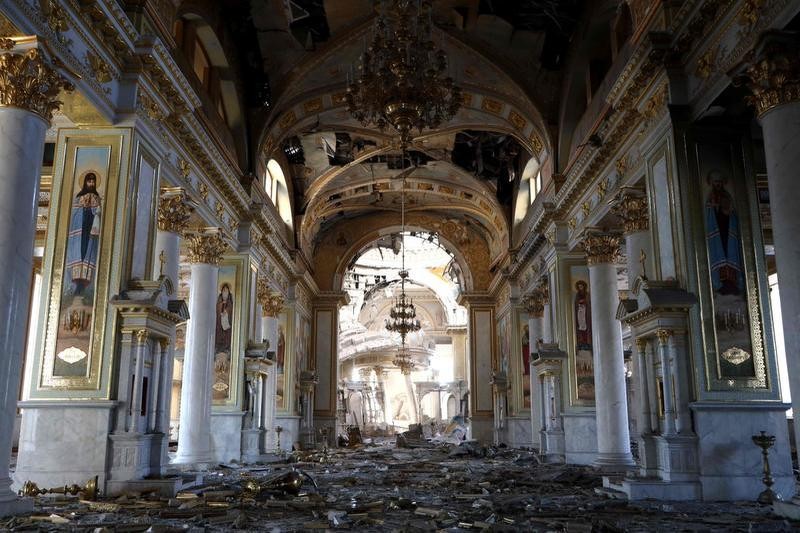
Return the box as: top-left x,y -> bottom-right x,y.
266,159 -> 293,227
513,158 -> 540,225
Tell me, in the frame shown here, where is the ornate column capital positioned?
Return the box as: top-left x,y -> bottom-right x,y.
135,329 -> 149,345
184,228 -> 227,265
635,337 -> 647,352
157,187 -> 195,233
735,31 -> 800,118
257,276 -> 284,317
655,329 -> 673,346
610,187 -> 649,234
0,38 -> 73,122
580,229 -> 621,266
524,289 -> 544,318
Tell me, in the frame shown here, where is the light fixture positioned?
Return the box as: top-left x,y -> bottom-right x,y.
385,175 -> 420,374
346,0 -> 462,147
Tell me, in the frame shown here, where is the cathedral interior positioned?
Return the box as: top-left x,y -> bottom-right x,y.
2,0 -> 800,529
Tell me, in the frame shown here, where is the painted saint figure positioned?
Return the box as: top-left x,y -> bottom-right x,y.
705,170 -> 743,295
215,283 -> 233,353
66,172 -> 102,296
574,280 -> 591,349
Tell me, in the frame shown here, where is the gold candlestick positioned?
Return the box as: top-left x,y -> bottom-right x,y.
19,476 -> 99,501
752,431 -> 779,504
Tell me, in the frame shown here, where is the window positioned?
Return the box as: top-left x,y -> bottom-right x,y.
266,159 -> 293,227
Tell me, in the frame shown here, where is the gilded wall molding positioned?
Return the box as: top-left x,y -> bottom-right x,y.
737,32 -> 800,117
610,187 -> 650,234
256,276 -> 285,317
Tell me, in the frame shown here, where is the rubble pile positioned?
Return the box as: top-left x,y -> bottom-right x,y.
3,441 -> 797,531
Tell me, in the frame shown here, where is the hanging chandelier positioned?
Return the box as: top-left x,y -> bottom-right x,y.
346,0 -> 462,147
385,177 -> 420,374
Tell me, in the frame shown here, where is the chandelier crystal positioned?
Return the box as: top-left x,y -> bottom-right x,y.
346,0 -> 462,147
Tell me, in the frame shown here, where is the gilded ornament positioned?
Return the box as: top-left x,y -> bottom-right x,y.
257,277 -> 284,317
655,328 -> 673,345
86,51 -> 112,83
598,177 -> 609,199
0,46 -> 73,122
738,0 -> 765,30
581,201 -> 591,217
39,0 -> 69,33
185,229 -> 227,265
215,201 -> 225,219
641,84 -> 668,120
610,189 -> 649,234
635,337 -> 647,351
615,155 -> 629,177
695,45 -> 719,79
136,329 -> 149,344
198,182 -> 209,201
739,33 -> 800,117
157,190 -> 194,233
568,217 -> 577,232
139,91 -> 164,120
178,158 -> 191,180
581,231 -> 621,265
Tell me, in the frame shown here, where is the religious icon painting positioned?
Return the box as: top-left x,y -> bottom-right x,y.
212,263 -> 239,401
53,146 -> 110,378
569,265 -> 595,404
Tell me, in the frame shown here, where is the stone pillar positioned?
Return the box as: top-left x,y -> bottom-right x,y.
539,278 -> 552,344
525,291 -> 544,353
257,277 -> 282,449
153,188 -> 194,286
374,366 -> 392,425
581,230 -> 635,471
404,373 -> 418,424
449,327 -> 468,381
148,337 -> 163,433
299,371 -> 318,448
738,33 -> 800,458
634,337 -> 658,476
0,39 -> 71,516
130,330 -> 149,434
655,329 -> 677,436
174,229 -> 227,464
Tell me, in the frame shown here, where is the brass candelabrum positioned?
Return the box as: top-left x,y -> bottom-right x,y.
752,431 -> 780,504
241,469 -> 315,497
19,476 -> 99,501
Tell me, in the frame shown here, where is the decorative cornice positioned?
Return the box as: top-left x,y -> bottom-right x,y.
0,40 -> 73,122
610,187 -> 649,234
157,188 -> 194,233
736,31 -> 800,118
581,230 -> 621,266
184,228 -> 227,265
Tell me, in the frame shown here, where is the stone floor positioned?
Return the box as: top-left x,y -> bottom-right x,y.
3,441 -> 798,531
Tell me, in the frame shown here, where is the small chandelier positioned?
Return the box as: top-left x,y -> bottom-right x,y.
346,0 -> 462,147
385,176 -> 420,374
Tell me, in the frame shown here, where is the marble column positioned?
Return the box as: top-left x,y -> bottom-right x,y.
153,188 -> 194,286
174,229 -> 227,464
582,231 -> 635,471
0,41 -> 71,516
655,329 -> 676,436
539,278 -> 552,344
257,277 -> 282,449
130,330 -> 149,434
635,337 -> 658,476
739,33 -> 800,458
374,366 -> 392,425
405,373 -> 419,424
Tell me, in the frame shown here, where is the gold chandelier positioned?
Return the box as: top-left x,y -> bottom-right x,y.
385,177 -> 420,374
346,0 -> 462,147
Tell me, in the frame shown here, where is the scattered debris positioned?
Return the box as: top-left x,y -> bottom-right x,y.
4,439 -> 797,531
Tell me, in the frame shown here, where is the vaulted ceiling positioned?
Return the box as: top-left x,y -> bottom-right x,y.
228,0 -> 583,268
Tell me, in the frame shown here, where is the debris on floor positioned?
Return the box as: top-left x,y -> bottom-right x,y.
3,439 -> 797,531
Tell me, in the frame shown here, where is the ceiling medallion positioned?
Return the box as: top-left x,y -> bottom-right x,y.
346,0 -> 462,147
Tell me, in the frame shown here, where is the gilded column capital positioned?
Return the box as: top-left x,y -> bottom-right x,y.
736,32 -> 800,118
635,337 -> 647,352
157,187 -> 195,233
257,276 -> 284,317
537,277 -> 550,305
655,329 -> 673,346
135,329 -> 149,345
581,230 -> 621,266
0,39 -> 73,122
610,187 -> 649,234
524,290 -> 545,318
184,228 -> 227,265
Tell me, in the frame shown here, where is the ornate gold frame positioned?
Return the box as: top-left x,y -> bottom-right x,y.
213,254 -> 249,409
563,260 -> 595,407
37,129 -> 130,393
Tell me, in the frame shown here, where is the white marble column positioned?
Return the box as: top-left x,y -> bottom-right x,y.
375,367 -> 392,425
612,187 -> 651,285
582,231 -> 635,471
656,329 -> 676,436
258,285 -> 282,449
153,188 -> 194,286
174,230 -> 227,464
405,374 -> 419,424
0,42 -> 71,516
740,35 -> 800,458
130,330 -> 149,433
634,338 -> 652,436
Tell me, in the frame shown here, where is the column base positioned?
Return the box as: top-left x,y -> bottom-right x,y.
541,429 -> 565,463
637,433 -> 660,477
593,452 -> 636,473
0,494 -> 33,518
241,429 -> 262,463
171,451 -> 213,466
